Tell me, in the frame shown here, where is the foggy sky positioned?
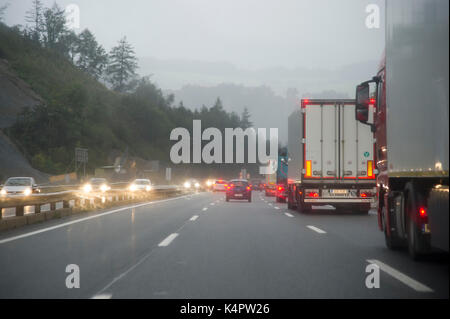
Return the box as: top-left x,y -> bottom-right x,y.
2,0 -> 385,70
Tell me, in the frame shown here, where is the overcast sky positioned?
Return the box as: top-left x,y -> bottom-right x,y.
2,0 -> 385,70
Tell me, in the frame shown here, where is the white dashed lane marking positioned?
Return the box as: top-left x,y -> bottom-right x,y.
307,225 -> 326,234
158,233 -> 179,247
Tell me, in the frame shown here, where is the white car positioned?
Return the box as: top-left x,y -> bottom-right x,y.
128,179 -> 152,192
0,177 -> 40,197
212,180 -> 228,192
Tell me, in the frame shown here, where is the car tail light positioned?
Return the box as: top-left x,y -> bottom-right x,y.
305,160 -> 312,177
246,186 -> 250,190
360,193 -> 367,198
278,186 -> 284,191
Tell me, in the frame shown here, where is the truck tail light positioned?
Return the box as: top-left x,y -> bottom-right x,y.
419,207 -> 427,218
305,189 -> 319,198
367,160 -> 374,178
360,193 -> 367,198
307,192 -> 319,198
305,160 -> 312,177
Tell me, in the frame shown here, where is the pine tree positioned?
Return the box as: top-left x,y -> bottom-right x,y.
106,37 -> 138,92
25,0 -> 44,42
76,29 -> 108,79
240,107 -> 252,128
42,3 -> 68,51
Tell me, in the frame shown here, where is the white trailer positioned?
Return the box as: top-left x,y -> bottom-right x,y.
287,99 -> 376,213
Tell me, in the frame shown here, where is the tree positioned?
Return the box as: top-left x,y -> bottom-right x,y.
25,0 -> 44,42
0,3 -> 9,22
42,3 -> 68,51
106,36 -> 138,92
240,107 -> 252,128
76,29 -> 108,79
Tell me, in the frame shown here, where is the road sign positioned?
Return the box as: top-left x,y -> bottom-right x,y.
75,148 -> 88,163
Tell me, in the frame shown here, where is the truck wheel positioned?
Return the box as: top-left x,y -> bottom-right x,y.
405,185 -> 430,260
276,197 -> 281,203
299,201 -> 311,214
382,206 -> 403,250
248,196 -> 251,202
226,196 -> 229,202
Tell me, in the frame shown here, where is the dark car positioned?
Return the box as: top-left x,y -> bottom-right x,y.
225,179 -> 252,202
275,184 -> 287,202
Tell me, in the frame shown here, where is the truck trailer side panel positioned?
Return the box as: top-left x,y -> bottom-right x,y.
386,0 -> 449,176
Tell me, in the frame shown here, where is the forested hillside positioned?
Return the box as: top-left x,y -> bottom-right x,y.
0,12 -> 249,176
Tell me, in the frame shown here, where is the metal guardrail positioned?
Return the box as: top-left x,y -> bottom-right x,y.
0,184 -> 186,219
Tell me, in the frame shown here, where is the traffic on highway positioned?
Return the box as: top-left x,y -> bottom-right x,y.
0,0 -> 448,308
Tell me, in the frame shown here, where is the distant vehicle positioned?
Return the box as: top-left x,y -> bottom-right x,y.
226,179 -> 252,202
212,179 -> 227,192
249,179 -> 263,191
205,179 -> 215,190
286,99 -> 376,213
275,184 -> 287,203
128,179 -> 152,192
0,177 -> 40,196
264,183 -> 276,197
82,178 -> 111,193
184,178 -> 201,190
354,0 -> 448,259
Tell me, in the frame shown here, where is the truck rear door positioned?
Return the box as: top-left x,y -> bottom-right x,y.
340,103 -> 375,180
302,99 -> 375,180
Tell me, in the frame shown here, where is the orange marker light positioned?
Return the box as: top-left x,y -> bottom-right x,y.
305,160 -> 312,177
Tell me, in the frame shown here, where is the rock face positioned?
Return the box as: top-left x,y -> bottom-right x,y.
0,59 -> 43,128
0,59 -> 48,183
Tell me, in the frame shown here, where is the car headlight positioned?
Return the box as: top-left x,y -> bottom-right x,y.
195,182 -> 200,188
1,189 -> 6,196
23,188 -> 32,196
100,184 -> 109,192
146,185 -> 151,191
129,184 -> 137,191
184,182 -> 191,188
206,180 -> 212,187
83,184 -> 92,193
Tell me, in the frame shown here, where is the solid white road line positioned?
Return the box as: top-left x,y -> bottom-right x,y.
284,212 -> 294,218
91,293 -> 112,299
189,215 -> 199,221
366,259 -> 434,293
307,225 -> 327,234
0,194 -> 196,245
158,233 -> 179,247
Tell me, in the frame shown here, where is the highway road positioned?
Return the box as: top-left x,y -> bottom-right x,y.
0,191 -> 448,299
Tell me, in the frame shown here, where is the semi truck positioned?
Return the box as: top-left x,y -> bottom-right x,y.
286,99 -> 376,213
354,0 -> 449,259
